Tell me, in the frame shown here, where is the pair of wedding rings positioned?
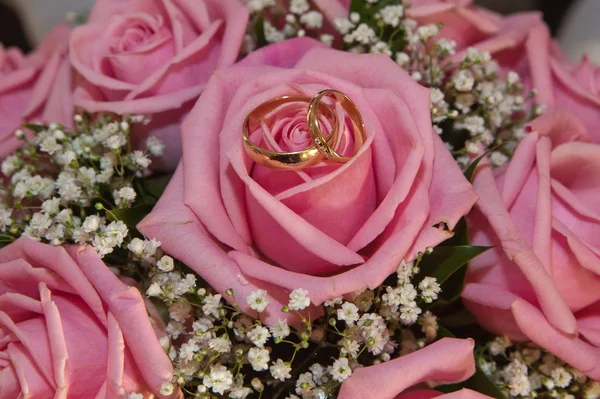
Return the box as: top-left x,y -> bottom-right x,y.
242,90 -> 366,170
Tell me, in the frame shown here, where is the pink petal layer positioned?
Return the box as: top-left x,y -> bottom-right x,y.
339,338 -> 476,399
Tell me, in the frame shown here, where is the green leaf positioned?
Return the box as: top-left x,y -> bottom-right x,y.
350,0 -> 367,14
109,204 -> 154,229
255,14 -> 267,48
438,366 -> 508,399
23,124 -> 46,133
142,173 -> 172,200
463,142 -> 505,182
420,246 -> 491,286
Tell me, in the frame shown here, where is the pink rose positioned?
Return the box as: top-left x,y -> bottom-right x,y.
462,114 -> 600,379
406,0 -> 540,59
0,24 -> 73,160
339,338 -> 490,399
70,0 -> 248,169
0,238 -> 179,398
139,38 -> 477,322
517,26 -> 600,143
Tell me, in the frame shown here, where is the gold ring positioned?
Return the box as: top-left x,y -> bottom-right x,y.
242,96 -> 340,170
307,90 -> 366,163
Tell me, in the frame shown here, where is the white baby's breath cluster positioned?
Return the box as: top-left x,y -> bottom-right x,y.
0,114 -> 162,256
145,244 -> 442,398
332,1 -> 539,169
243,0 -> 335,54
431,48 -> 542,168
334,2 -> 411,60
481,337 -> 599,399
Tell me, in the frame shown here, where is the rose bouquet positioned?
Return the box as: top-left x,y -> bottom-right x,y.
0,0 -> 599,398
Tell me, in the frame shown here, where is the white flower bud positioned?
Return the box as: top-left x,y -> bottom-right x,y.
159,382 -> 174,396
127,238 -> 146,257
157,255 -> 175,272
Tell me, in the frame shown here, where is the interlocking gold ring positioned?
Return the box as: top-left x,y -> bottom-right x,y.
307,90 -> 366,164
242,96 -> 340,170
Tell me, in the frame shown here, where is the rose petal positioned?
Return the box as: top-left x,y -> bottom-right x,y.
338,338 -> 476,399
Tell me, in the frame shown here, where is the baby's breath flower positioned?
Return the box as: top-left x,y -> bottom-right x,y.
247,289 -> 269,312
202,294 -> 222,318
288,288 -> 310,311
129,151 -> 151,169
159,382 -> 175,396
337,302 -> 360,324
146,136 -> 165,156
247,325 -> 271,348
157,255 -> 175,272
270,319 -> 291,340
128,237 -> 146,257
270,359 -> 292,381
331,357 -> 352,382
203,364 -> 234,394
248,347 -> 270,371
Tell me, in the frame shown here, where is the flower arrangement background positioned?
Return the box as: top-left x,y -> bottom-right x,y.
0,1 -> 599,399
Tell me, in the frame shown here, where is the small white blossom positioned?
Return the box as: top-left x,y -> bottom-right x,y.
82,215 -> 103,233
417,24 -> 439,41
202,294 -> 222,318
209,335 -> 232,353
270,359 -> 292,381
247,325 -> 271,348
179,340 -> 199,362
418,277 -> 441,302
352,24 -> 376,45
289,0 -> 309,14
41,197 -> 61,215
29,212 -> 52,234
203,364 -> 233,395
103,133 -> 127,150
128,238 -> 146,257
1,155 -> 20,176
454,70 -> 475,92
341,339 -> 360,358
337,302 -> 360,324
40,136 -> 62,155
146,137 -> 165,156
128,393 -> 143,399
169,301 -> 192,323
320,34 -> 334,47
247,289 -> 269,313
157,255 -> 175,272
288,288 -> 311,311
331,357 -> 352,382
114,186 -> 136,206
159,382 -> 175,396
551,367 -> 572,388
395,52 -> 410,67
270,319 -> 291,340
335,18 -> 355,35
192,318 -> 214,333
299,11 -> 323,29
248,347 -> 270,371
146,282 -> 162,297
380,5 -> 404,27
490,151 -> 509,167
130,151 -> 151,169
0,209 -> 12,230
